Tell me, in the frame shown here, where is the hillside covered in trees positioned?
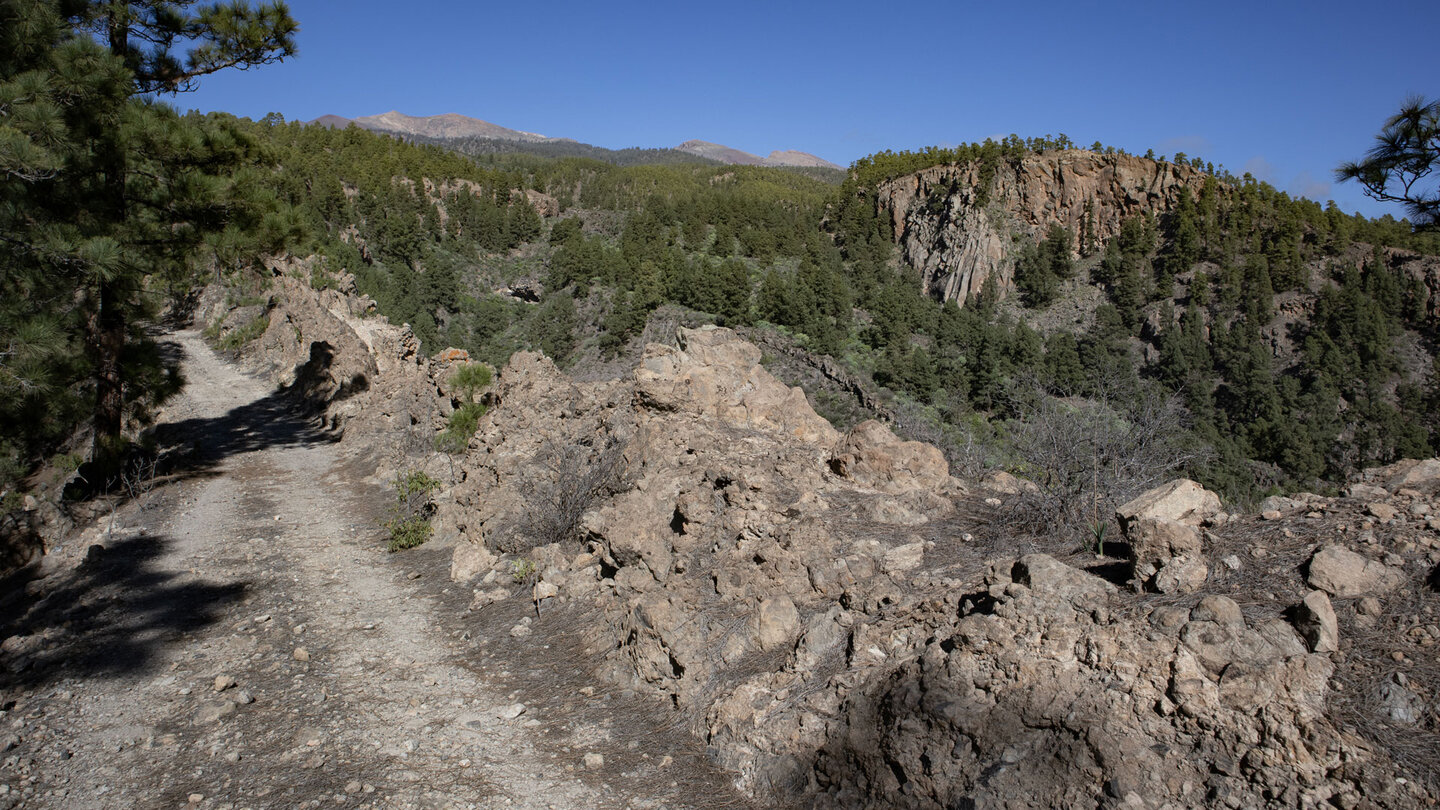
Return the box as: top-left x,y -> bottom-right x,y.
5,101 -> 1440,521
224,121 -> 1439,505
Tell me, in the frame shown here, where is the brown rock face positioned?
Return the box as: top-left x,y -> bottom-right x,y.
827,420 -> 951,495
875,150 -> 1206,306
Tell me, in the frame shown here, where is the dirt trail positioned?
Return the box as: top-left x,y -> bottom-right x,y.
0,331 -> 741,809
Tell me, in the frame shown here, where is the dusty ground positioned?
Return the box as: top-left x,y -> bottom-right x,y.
0,330 -> 752,810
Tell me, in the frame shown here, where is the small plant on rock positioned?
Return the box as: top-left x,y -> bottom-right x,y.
384,470 -> 441,552
436,364 -> 492,455
510,558 -> 537,584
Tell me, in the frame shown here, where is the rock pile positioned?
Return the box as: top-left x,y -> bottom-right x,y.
441,325 -> 1439,807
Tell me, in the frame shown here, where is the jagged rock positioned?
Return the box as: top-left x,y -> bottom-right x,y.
1116,479 -> 1222,530
1307,544 -> 1404,597
1123,516 -> 1207,594
634,326 -> 838,447
1294,591 -> 1339,653
827,420 -> 953,495
810,553 -> 1340,809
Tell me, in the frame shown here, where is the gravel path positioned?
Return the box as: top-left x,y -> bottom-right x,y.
0,330 -> 724,809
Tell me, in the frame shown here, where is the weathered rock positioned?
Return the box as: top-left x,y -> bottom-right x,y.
450,541 -> 496,583
1116,479 -> 1222,530
1124,517 -> 1207,594
880,542 -> 925,575
751,597 -> 801,652
1346,483 -> 1390,500
1383,458 -> 1440,495
1294,591 -> 1339,653
979,470 -> 1035,495
1011,553 -> 1114,604
1307,545 -> 1404,597
634,326 -> 838,447
1260,495 -> 1303,514
1378,674 -> 1425,724
1368,502 -> 1399,522
828,421 -> 952,495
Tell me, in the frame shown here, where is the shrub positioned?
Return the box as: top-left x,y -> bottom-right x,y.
216,313 -> 270,351
1001,385 -> 1206,546
383,469 -> 441,552
497,435 -> 630,553
435,402 -> 487,454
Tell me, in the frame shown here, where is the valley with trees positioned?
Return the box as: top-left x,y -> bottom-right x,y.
2,1 -> 1440,807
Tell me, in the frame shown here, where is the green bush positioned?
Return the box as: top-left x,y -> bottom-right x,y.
383,470 -> 441,552
450,363 -> 492,399
216,313 -> 270,351
435,402 -> 487,454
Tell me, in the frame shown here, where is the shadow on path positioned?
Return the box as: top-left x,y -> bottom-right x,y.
0,533 -> 249,690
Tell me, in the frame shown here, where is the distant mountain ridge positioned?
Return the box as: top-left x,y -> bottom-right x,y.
674,139 -> 841,169
310,112 -> 840,169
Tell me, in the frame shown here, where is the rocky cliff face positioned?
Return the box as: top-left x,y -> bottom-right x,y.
876,150 -> 1206,304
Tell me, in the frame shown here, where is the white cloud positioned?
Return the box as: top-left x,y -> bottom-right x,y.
1242,156 -> 1277,182
1288,171 -> 1331,202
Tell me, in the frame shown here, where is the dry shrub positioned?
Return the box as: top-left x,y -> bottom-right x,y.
500,434 -> 631,553
1002,386 -> 1207,543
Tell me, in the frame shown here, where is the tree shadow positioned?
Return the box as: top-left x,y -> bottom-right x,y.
0,533 -> 248,690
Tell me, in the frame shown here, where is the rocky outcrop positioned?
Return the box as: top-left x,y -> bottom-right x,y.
811,557 -> 1355,809
194,256 -> 448,459
876,150 -> 1206,305
440,325 -> 1438,807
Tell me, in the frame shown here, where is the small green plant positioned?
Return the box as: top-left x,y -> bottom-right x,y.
217,313 -> 270,351
1087,520 -> 1109,558
435,364 -> 494,455
384,470 -> 441,552
450,363 -> 492,400
435,402 -> 487,454
510,558 -> 536,584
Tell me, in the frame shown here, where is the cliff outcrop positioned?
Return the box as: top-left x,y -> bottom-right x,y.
876,150 -> 1206,305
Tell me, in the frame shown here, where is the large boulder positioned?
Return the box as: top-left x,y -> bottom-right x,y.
1116,479 -> 1222,530
827,420 -> 953,495
1126,517 -> 1208,594
1307,544 -> 1405,598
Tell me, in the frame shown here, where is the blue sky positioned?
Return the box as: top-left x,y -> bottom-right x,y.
183,0 -> 1439,220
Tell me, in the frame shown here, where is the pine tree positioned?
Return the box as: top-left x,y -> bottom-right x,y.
2,0 -> 297,481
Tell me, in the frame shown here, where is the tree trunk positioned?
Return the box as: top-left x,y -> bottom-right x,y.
90,278 -> 127,473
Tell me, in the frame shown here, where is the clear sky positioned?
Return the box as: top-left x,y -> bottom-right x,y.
181,0 -> 1439,221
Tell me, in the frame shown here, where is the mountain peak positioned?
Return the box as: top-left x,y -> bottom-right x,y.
675,139 -> 839,169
